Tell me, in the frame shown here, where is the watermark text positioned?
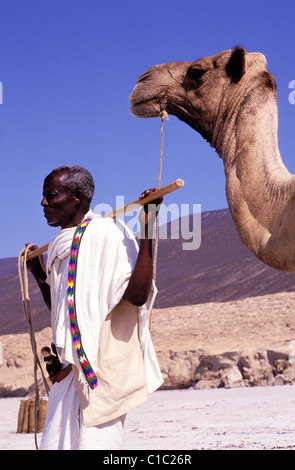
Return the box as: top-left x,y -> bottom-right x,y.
93,197 -> 201,251
288,80 -> 295,104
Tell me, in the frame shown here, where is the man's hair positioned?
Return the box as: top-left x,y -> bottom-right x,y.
50,165 -> 95,203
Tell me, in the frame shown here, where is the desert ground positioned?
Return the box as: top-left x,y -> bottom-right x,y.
1,386 -> 295,450
1,290 -> 295,450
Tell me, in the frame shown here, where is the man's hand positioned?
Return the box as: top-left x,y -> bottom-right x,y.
25,243 -> 51,311
138,187 -> 163,238
25,244 -> 47,280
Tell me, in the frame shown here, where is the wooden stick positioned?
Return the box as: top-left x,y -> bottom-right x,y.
104,178 -> 184,218
26,178 -> 184,260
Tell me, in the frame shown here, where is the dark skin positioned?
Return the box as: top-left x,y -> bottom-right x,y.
26,171 -> 162,310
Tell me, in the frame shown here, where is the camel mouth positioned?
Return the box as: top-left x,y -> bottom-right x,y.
129,88 -> 167,118
130,97 -> 162,118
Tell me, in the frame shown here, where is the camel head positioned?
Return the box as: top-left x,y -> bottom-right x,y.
130,47 -> 276,148
130,48 -> 295,273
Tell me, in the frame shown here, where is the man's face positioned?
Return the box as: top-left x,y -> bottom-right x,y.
41,172 -> 80,229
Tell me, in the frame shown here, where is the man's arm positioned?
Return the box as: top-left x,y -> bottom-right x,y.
123,188 -> 162,307
26,245 -> 51,311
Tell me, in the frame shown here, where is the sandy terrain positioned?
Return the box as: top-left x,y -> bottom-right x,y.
1,386 -> 295,450
2,291 -> 295,450
150,291 -> 295,354
2,291 -> 295,395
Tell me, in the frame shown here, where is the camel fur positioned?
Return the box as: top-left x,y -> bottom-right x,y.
130,47 -> 295,273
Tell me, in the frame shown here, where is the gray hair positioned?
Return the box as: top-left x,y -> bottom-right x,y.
50,165 -> 95,203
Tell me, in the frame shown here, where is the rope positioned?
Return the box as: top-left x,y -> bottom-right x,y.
18,246 -> 50,450
153,110 -> 168,282
149,111 -> 168,330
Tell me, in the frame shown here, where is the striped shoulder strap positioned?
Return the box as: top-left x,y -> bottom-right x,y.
67,217 -> 98,390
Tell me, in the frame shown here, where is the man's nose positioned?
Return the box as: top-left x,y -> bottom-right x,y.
41,196 -> 48,207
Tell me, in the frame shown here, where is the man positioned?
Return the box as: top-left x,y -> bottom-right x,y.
27,165 -> 163,450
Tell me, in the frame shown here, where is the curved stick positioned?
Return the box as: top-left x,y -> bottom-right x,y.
26,178 -> 184,260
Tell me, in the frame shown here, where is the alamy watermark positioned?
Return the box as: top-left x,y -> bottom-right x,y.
93,197 -> 201,251
288,80 -> 295,104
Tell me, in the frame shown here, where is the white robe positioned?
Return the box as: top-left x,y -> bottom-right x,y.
40,372 -> 126,450
40,211 -> 163,450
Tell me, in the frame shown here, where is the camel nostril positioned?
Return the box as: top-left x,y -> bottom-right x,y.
137,71 -> 150,84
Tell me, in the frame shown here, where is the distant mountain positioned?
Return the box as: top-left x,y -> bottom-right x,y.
1,208 -> 295,335
0,256 -> 50,336
154,209 -> 295,307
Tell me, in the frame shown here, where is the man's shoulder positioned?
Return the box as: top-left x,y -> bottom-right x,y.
88,215 -> 127,237
90,215 -> 137,245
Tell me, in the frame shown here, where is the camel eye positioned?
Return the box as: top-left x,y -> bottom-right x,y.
187,68 -> 206,83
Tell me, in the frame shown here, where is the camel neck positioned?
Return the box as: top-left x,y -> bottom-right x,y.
217,85 -> 290,184
215,87 -> 295,272
212,73 -> 252,156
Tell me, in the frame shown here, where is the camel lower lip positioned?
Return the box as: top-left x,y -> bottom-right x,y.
130,100 -> 162,118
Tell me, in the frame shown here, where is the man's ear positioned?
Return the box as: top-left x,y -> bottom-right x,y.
226,47 -> 246,82
73,189 -> 83,205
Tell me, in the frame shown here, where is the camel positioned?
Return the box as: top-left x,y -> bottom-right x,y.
129,47 -> 295,273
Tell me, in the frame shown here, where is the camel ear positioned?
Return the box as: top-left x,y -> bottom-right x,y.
226,47 -> 246,82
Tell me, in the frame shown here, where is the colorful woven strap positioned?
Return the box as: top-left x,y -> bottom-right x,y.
67,218 -> 98,390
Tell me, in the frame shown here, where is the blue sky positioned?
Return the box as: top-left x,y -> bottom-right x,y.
1,0 -> 295,259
